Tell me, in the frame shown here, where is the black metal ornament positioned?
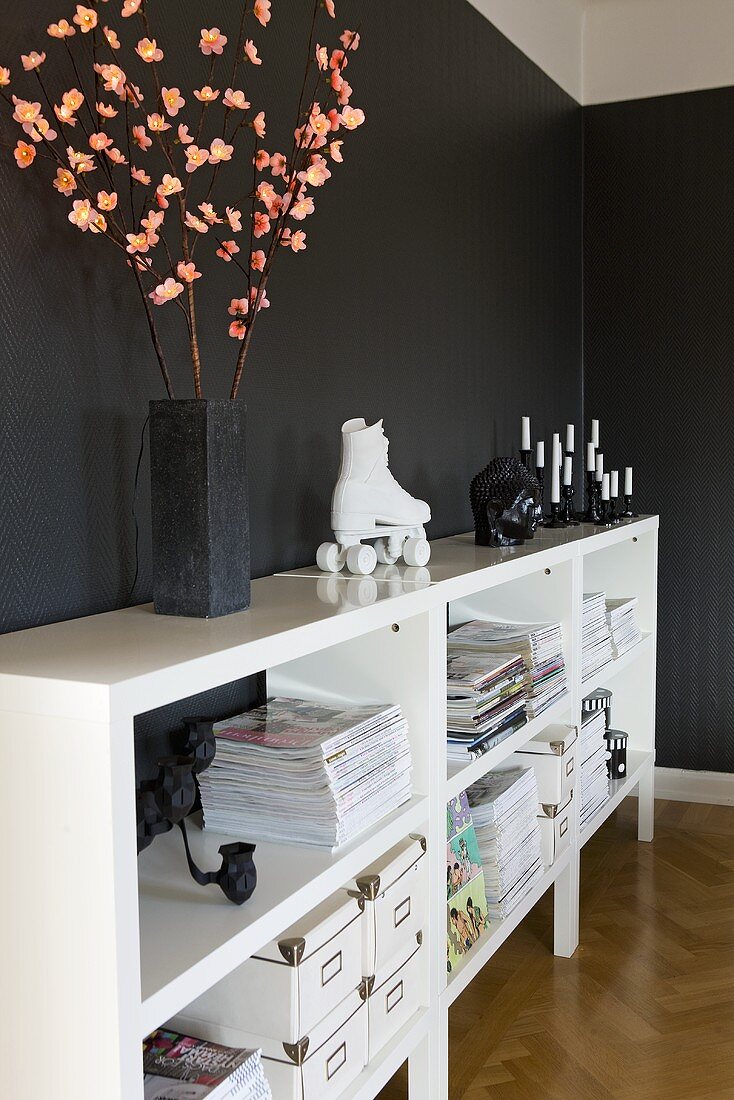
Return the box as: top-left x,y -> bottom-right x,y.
470,457 -> 540,547
561,483 -> 579,526
621,493 -> 637,518
584,473 -> 601,523
178,820 -> 257,906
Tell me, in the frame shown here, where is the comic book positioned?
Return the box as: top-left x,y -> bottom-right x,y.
446,791 -> 489,975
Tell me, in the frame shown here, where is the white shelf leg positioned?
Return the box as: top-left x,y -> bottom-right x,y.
637,760 -> 655,842
553,846 -> 580,957
409,1003 -> 448,1100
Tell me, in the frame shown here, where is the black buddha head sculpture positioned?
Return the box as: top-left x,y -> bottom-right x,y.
470,457 -> 540,547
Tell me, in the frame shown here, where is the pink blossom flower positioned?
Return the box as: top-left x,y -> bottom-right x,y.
97,102 -> 118,119
209,137 -> 233,163
14,140 -> 36,168
157,173 -> 183,196
226,206 -> 242,232
121,0 -> 141,16
53,167 -> 77,194
223,88 -> 250,110
330,68 -> 344,94
200,27 -> 227,55
63,89 -> 85,112
177,124 -> 193,144
329,139 -> 343,162
149,277 -> 184,305
184,212 -> 208,233
48,19 -> 76,38
217,240 -> 240,261
253,211 -> 271,238
254,148 -> 270,171
289,229 -> 307,252
198,202 -> 222,224
97,190 -> 118,210
12,99 -> 42,125
324,0 -> 335,17
228,297 -> 248,316
291,195 -> 315,220
95,63 -> 126,97
67,146 -> 96,173
337,80 -> 352,106
105,146 -> 127,164
131,166 -> 151,185
184,145 -> 209,173
142,210 -> 164,232
89,211 -> 107,234
252,111 -> 266,137
254,0 -> 271,27
68,199 -> 95,228
298,154 -> 331,188
89,132 -> 113,151
328,108 -> 341,131
24,117 -> 57,143
104,27 -> 120,49
132,125 -> 152,150
0,68 -> 10,86
177,261 -> 201,282
330,49 -> 347,70
21,52 -> 46,72
147,113 -> 170,132
256,180 -> 278,209
244,39 -> 261,65
341,105 -> 364,130
126,232 -> 149,253
250,285 -> 270,310
340,29 -> 360,50
54,103 -> 77,126
269,152 -> 287,177
229,319 -> 247,340
309,111 -> 331,138
315,45 -> 329,71
73,5 -> 97,32
156,193 -> 169,209
160,87 -> 185,117
250,249 -> 266,271
193,86 -> 219,103
136,37 -> 163,63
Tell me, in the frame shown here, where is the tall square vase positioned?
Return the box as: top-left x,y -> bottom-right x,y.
149,399 -> 250,618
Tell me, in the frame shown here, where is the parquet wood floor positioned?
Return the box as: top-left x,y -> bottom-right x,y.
378,798 -> 734,1100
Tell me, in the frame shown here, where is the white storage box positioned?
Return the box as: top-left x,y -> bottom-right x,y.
507,724 -> 577,808
538,794 -> 573,867
174,890 -> 364,1045
349,834 -> 427,978
367,931 -> 424,1059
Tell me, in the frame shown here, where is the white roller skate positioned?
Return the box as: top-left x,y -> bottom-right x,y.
316,418 -> 432,576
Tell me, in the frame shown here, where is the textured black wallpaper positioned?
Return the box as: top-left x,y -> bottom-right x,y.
0,1 -> 582,637
584,87 -> 734,773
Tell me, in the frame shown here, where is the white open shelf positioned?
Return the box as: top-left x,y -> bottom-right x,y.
581,632 -> 654,698
0,516 -> 658,1100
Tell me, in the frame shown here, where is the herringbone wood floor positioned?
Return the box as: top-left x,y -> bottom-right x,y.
378,798 -> 734,1100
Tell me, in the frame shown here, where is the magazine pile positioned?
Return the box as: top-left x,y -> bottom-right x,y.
446,651 -> 528,761
606,596 -> 643,658
447,790 -> 489,974
466,767 -> 544,921
448,619 -> 567,721
582,592 -> 614,682
579,710 -> 610,825
200,698 -> 412,849
143,1029 -> 271,1100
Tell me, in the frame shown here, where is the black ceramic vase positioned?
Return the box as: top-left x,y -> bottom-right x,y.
149,399 -> 250,617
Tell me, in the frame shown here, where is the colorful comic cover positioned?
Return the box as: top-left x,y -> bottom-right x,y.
447,791 -> 489,974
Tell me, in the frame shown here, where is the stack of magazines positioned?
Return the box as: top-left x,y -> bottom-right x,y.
143,1029 -> 271,1100
606,596 -> 643,658
448,619 -> 567,721
466,767 -> 544,921
446,651 -> 528,760
200,698 -> 412,850
579,711 -> 610,825
582,592 -> 614,682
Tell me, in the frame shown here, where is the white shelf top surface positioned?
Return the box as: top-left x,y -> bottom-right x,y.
0,516 -> 657,719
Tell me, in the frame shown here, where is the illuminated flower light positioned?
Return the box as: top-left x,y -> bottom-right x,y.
121,0 -> 141,16
223,88 -> 250,110
63,89 -> 85,112
25,117 -> 58,142
297,154 -> 331,187
177,124 -> 193,144
198,203 -> 222,225
104,27 -> 120,49
162,87 -> 185,116
329,139 -> 343,162
133,125 -> 152,150
193,85 -> 219,103
254,148 -> 270,170
89,211 -> 107,234
290,194 -> 314,220
217,240 -> 240,261
315,45 -> 328,71
253,212 -> 270,238
184,212 -> 208,233
136,37 -> 163,63
89,132 -> 113,151
199,28 -> 227,56
73,5 -> 97,33
340,105 -> 364,130
309,111 -> 331,138
146,113 -> 170,133
67,145 -> 96,173
0,68 -> 10,86
254,0 -> 271,27
252,111 -> 266,138
149,277 -> 184,305
53,167 -> 77,194
250,284 -> 270,310
54,103 -> 77,126
226,206 -> 242,232
97,102 -> 118,119
209,138 -> 233,163
250,248 -> 265,271
97,190 -> 118,210
270,152 -> 286,176
177,261 -> 201,282
126,231 -> 149,254
184,145 -> 209,173
94,63 -> 126,97
21,51 -> 46,71
340,29 -> 360,50
229,319 -> 247,340
244,40 -> 261,65
289,229 -> 306,252
12,99 -> 42,125
48,19 -> 76,38
14,140 -> 36,168
68,198 -> 94,228
131,166 -> 151,185
105,147 -> 127,165
126,83 -> 144,106
337,79 -> 352,106
157,173 -> 183,196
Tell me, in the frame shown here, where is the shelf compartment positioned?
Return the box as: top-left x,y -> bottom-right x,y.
580,632 -> 654,698
579,750 -> 652,848
442,846 -> 572,1007
138,795 -> 428,1038
338,1008 -> 430,1100
445,694 -> 572,802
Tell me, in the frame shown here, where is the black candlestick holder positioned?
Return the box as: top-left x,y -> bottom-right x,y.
608,497 -> 620,524
621,494 -> 637,518
535,467 -> 545,526
584,476 -> 601,523
560,484 -> 580,525
595,499 -> 612,527
520,448 -> 532,470
544,501 -> 567,529
178,818 -> 257,906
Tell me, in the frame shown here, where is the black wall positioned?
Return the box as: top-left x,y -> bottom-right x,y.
584,86 -> 734,772
0,1 -> 582,637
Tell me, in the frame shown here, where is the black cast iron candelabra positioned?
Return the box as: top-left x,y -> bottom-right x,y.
584,474 -> 601,523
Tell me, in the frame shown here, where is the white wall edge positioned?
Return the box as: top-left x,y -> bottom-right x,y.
655,766 -> 734,807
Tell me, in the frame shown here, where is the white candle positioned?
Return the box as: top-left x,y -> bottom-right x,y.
591,419 -> 600,448
563,455 -> 572,486
551,455 -> 560,503
625,466 -> 633,495
536,440 -> 545,468
601,472 -> 610,501
595,451 -> 604,482
565,424 -> 574,453
521,415 -> 531,451
586,442 -> 596,472
610,469 -> 619,498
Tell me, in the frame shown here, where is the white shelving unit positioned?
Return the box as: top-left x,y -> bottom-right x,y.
0,516 -> 658,1100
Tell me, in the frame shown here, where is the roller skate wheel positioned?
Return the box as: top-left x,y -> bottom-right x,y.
346,576 -> 378,606
346,543 -> 377,576
316,542 -> 345,573
375,537 -> 400,565
403,537 -> 431,567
